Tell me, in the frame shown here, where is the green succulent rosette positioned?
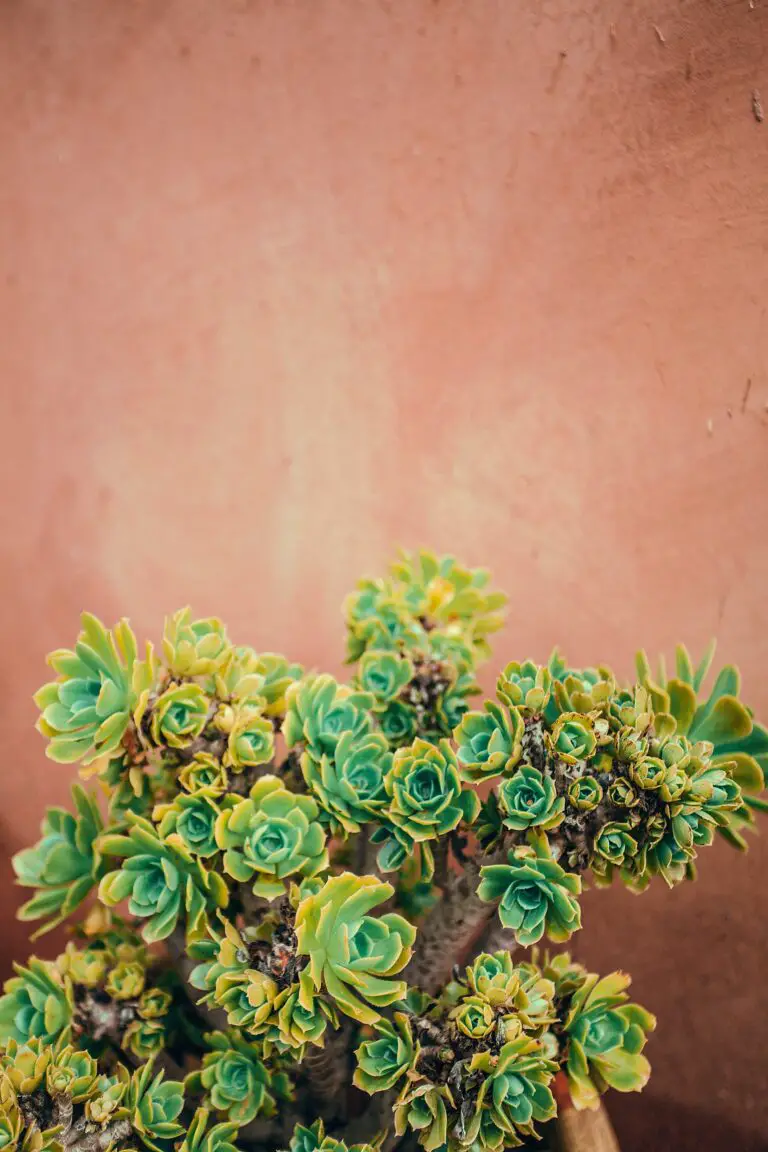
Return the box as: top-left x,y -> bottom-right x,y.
295,873 -> 416,1024
343,577 -> 426,663
45,1044 -> 99,1102
254,969 -> 338,1057
215,775 -> 328,900
283,675 -> 374,760
178,1108 -> 240,1152
248,653 -> 304,719
12,785 -> 104,935
208,649 -> 267,711
149,682 -> 210,750
105,960 -> 146,1000
385,738 -> 480,845
453,702 -> 523,782
451,994 -> 495,1039
358,650 -> 414,705
628,756 -> 666,791
185,1031 -> 276,1127
567,776 -> 603,812
178,754 -> 228,794
126,1060 -> 185,1152
60,940 -> 111,988
370,820 -> 434,884
98,814 -> 228,943
223,708 -> 274,772
393,1080 -> 449,1152
286,1118 -> 377,1152
2,1038 -> 53,1094
163,610 -> 231,678
302,730 -> 392,834
607,777 -> 639,809
462,953 -> 555,1033
668,801 -> 716,852
593,822 -> 637,868
478,835 -> 582,946
0,1075 -> 24,1152
353,1012 -> 415,1094
154,789 -> 222,859
497,767 -> 564,832
549,712 -> 597,765
84,1066 -> 130,1127
636,643 -> 767,848
122,1018 -> 167,1061
466,951 -> 522,1007
0,959 -> 73,1047
138,987 -> 173,1020
33,614 -> 148,767
390,549 -> 507,662
563,971 -> 655,1109
496,661 -> 552,714
611,726 -> 648,766
466,1036 -> 556,1148
377,701 -> 419,747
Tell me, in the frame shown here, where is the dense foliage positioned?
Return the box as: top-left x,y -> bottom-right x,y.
3,551 -> 765,1152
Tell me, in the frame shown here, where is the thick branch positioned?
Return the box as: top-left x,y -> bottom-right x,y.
61,1118 -> 134,1152
302,1020 -> 354,1121
405,846 -> 508,995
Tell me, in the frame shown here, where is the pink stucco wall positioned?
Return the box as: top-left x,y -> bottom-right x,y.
1,2 -> 767,1148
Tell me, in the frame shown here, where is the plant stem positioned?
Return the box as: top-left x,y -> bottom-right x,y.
302,1020 -> 354,1121
405,846 -> 508,995
61,1118 -> 134,1152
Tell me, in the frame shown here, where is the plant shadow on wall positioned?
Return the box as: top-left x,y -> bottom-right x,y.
0,550 -> 766,1152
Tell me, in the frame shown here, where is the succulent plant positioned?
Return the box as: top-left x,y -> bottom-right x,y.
215,776 -> 328,899
162,610 -> 231,678
122,1018 -> 167,1061
185,1031 -> 276,1126
99,814 -> 228,942
393,1081 -> 449,1152
178,754 -> 228,794
126,1060 -> 185,1151
45,1044 -> 99,1102
563,971 -> 655,1109
549,712 -> 597,764
357,650 -> 414,705
105,960 -> 146,1000
150,683 -> 211,750
496,661 -> 552,714
178,1109 -> 240,1152
453,703 -> 523,782
283,676 -> 373,760
385,738 -> 480,844
295,874 -> 416,1023
467,1036 -> 557,1147
353,1013 -> 415,1094
567,776 -> 603,812
301,731 -> 391,833
154,789 -> 222,858
9,551 -> 767,1152
33,614 -> 145,766
13,786 -> 104,935
224,709 -> 275,772
478,836 -> 582,946
497,767 -> 564,832
0,960 -> 72,1047
254,969 -> 337,1057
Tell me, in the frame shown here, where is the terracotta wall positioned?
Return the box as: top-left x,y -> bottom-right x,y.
1,2 -> 767,1149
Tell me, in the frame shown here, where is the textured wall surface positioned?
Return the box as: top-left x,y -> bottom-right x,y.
1,2 -> 767,1149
